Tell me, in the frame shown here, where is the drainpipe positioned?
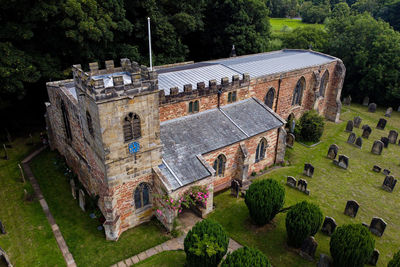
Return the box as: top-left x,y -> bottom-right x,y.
275,76 -> 282,113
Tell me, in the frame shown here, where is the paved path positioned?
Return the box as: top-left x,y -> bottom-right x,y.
22,146 -> 77,267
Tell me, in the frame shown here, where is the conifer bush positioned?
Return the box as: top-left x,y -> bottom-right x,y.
285,201 -> 323,248
221,246 -> 272,267
330,224 -> 375,267
244,179 -> 285,225
388,250 -> 400,267
183,219 -> 229,267
294,110 -> 325,142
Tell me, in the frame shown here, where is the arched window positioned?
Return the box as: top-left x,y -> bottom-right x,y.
134,183 -> 151,210
61,100 -> 72,141
86,111 -> 94,137
292,78 -> 305,106
265,88 -> 275,108
319,71 -> 329,97
188,100 -> 199,113
255,139 -> 268,162
123,113 -> 141,142
213,154 -> 226,177
228,91 -> 237,103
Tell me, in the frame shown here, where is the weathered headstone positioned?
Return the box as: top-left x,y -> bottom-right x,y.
382,175 -> 397,192
78,189 -> 85,211
353,116 -> 362,128
231,179 -> 240,198
362,125 -> 372,139
291,120 -> 296,133
297,179 -> 309,195
327,144 -> 339,160
369,217 -> 387,237
287,176 -> 297,188
345,120 -> 354,132
368,249 -> 380,266
321,216 -> 337,236
372,165 -> 381,173
347,133 -> 356,144
368,103 -> 377,113
0,220 -> 5,234
303,163 -> 314,177
70,179 -> 76,199
376,118 -> 387,130
380,137 -> 389,148
0,247 -> 13,267
355,137 -> 363,149
362,97 -> 369,106
286,133 -> 295,148
383,169 -> 390,176
388,130 -> 398,144
371,140 -> 384,155
317,254 -> 332,267
299,236 -> 318,261
334,155 -> 349,169
344,200 -> 359,218
384,107 -> 393,117
343,95 -> 352,105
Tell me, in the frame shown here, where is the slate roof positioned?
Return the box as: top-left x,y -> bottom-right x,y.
157,49 -> 336,95
159,97 -> 284,191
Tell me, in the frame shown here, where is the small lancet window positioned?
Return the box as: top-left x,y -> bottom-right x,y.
134,183 -> 151,210
123,113 -> 141,142
255,139 -> 268,162
213,154 -> 226,177
292,78 -> 305,106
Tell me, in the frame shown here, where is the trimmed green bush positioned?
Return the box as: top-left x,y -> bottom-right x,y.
221,246 -> 271,267
330,224 -> 375,267
294,110 -> 325,142
244,179 -> 285,225
183,219 -> 229,267
285,201 -> 323,248
388,250 -> 400,267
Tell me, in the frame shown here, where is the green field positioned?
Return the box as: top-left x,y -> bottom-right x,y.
270,18 -> 324,34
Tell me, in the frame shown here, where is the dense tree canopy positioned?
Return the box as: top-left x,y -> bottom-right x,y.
282,26 -> 328,51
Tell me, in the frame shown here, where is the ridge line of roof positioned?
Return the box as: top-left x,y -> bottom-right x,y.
162,159 -> 183,187
219,107 -> 250,137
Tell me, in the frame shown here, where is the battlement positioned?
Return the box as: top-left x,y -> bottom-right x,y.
72,58 -> 158,102
159,73 -> 250,104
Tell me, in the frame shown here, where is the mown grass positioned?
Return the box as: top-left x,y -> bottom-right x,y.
134,250 -> 186,267
270,18 -> 324,36
0,136 -> 65,266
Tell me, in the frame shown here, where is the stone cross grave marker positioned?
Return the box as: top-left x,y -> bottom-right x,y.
297,179 -> 310,195
368,103 -> 377,113
321,216 -> 337,236
369,217 -> 387,237
286,133 -> 295,148
362,96 -> 369,106
382,175 -> 397,192
345,120 -> 354,132
78,189 -> 85,211
353,116 -> 362,128
344,200 -> 359,218
368,249 -> 380,266
388,130 -> 398,144
303,163 -> 314,178
355,137 -> 363,149
70,179 -> 76,199
287,176 -> 297,188
372,165 -> 381,173
327,144 -> 339,160
371,140 -> 384,155
362,125 -> 372,139
384,107 -> 393,117
376,118 -> 387,130
380,137 -> 389,148
299,236 -> 318,261
347,133 -> 356,144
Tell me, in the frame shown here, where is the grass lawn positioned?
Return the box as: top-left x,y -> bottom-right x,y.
270,18 -> 324,35
30,150 -> 171,267
0,137 -> 65,266
208,104 -> 400,267
134,250 -> 186,267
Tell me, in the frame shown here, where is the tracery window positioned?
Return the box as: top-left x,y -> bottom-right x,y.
61,100 -> 72,141
123,113 -> 141,142
292,78 -> 305,106
319,71 -> 329,97
213,154 -> 226,177
86,111 -> 94,137
255,138 -> 268,162
189,100 -> 199,113
228,91 -> 237,103
134,183 -> 151,210
265,88 -> 275,108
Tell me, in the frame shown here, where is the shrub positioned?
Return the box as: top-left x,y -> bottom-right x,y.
244,179 -> 285,225
330,224 -> 375,267
285,201 -> 323,248
294,110 -> 325,142
221,246 -> 272,267
388,250 -> 400,267
184,219 -> 229,267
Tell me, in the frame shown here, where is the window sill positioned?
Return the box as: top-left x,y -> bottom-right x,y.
134,204 -> 152,214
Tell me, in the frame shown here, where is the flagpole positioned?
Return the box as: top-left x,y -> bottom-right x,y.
147,17 -> 153,71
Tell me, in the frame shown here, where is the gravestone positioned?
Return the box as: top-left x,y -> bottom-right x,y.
78,189 -> 85,211
369,217 -> 387,237
231,179 -> 240,198
368,249 -> 380,266
317,254 -> 332,267
362,125 -> 372,139
353,116 -> 362,128
297,179 -> 310,195
382,175 -> 397,192
0,220 -> 5,234
287,176 -> 297,188
299,236 -> 318,261
385,107 -> 393,117
0,247 -> 12,267
303,163 -> 314,177
345,120 -> 354,132
372,165 -> 381,173
388,130 -> 398,144
327,144 -> 339,160
376,118 -> 387,130
321,216 -> 337,236
383,169 -> 390,176
380,137 -> 389,148
347,133 -> 356,144
291,120 -> 296,133
286,133 -> 295,148
70,179 -> 76,199
334,155 -> 349,170
344,200 -> 359,218
362,96 -> 369,106
343,95 -> 351,105
398,106 -> 400,112
371,140 -> 384,155
355,137 -> 363,149
368,103 -> 377,113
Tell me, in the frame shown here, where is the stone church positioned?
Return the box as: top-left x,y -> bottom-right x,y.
45,49 -> 345,240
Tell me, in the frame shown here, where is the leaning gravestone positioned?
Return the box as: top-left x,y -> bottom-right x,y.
368,103 -> 377,113
355,137 -> 363,149
334,155 -> 349,170
353,116 -> 362,128
382,175 -> 397,192
78,189 -> 85,211
287,176 -> 297,188
369,217 -> 387,237
297,179 -> 310,195
286,133 -> 295,148
388,130 -> 398,144
347,133 -> 356,144
385,107 -> 393,117
380,137 -> 389,148
376,118 -> 387,130
0,246 -> 13,267
368,249 -> 380,266
321,216 -> 337,236
70,179 -> 76,199
299,236 -> 318,261
345,120 -> 354,132
344,200 -> 359,218
372,165 -> 382,173
371,140 -> 384,155
327,144 -> 339,160
0,220 -> 5,234
383,169 -> 390,176
362,125 -> 372,139
362,96 -> 369,106
303,163 -> 314,177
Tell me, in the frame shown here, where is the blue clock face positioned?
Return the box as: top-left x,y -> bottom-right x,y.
128,142 -> 140,154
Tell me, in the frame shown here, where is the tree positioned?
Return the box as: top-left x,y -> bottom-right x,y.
294,110 -> 325,142
221,246 -> 272,267
244,179 -> 285,226
331,2 -> 351,18
300,2 -> 331,23
330,224 -> 375,267
388,250 -> 400,267
282,26 -> 328,51
377,0 -> 400,31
